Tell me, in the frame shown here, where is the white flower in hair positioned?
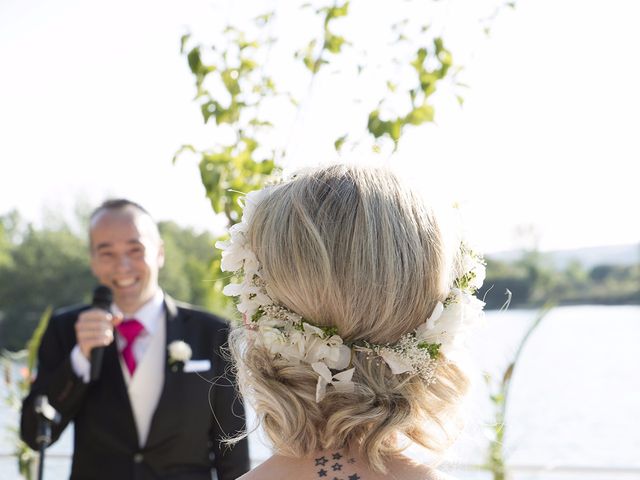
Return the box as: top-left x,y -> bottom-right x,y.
312,362 -> 355,403
321,335 -> 351,370
378,350 -> 413,375
241,188 -> 270,224
256,326 -> 287,355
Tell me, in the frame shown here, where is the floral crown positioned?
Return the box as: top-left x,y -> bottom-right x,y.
216,188 -> 486,402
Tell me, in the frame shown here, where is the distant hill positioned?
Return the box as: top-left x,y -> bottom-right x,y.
487,243 -> 639,270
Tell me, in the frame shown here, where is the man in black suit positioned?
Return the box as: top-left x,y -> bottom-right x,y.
21,199 -> 250,480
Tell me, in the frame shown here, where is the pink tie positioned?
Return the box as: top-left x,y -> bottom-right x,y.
116,319 -> 144,376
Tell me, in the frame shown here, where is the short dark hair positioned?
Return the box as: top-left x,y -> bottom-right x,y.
88,198 -> 161,247
90,198 -> 153,222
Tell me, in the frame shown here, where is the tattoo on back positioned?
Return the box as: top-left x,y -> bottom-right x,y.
315,452 -> 359,479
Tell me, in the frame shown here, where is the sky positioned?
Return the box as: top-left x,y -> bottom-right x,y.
0,0 -> 638,253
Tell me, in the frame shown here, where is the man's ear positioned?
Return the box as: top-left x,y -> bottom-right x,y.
89,250 -> 100,277
157,241 -> 166,269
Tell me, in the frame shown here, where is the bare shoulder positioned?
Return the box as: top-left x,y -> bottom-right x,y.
425,467 -> 459,480
382,455 -> 459,480
235,455 -> 292,480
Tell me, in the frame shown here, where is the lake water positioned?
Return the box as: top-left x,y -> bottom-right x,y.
1,305 -> 639,479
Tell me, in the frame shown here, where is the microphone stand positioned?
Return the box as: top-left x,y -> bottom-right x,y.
34,395 -> 60,480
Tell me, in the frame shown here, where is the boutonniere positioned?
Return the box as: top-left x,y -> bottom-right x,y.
168,340 -> 192,372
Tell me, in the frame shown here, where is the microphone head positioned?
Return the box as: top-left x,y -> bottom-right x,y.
92,285 -> 113,311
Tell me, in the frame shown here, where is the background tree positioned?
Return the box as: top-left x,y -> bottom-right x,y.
0,214 -> 92,351
158,221 -> 221,311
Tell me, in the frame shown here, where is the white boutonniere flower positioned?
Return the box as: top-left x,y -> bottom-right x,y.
168,340 -> 192,372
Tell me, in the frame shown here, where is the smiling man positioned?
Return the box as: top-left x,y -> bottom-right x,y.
21,199 -> 250,480
89,202 -> 164,315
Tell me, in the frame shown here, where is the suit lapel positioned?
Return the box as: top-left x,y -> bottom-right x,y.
144,295 -> 184,447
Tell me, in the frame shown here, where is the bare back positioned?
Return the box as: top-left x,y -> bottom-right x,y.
238,450 -> 457,480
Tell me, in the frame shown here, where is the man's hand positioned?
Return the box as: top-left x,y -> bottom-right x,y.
74,309 -> 123,359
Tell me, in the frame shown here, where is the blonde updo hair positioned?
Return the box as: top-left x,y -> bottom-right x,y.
228,165 -> 469,472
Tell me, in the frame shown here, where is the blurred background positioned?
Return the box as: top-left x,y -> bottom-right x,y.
1,0 -> 638,478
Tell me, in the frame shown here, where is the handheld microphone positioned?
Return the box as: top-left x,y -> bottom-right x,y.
89,285 -> 113,382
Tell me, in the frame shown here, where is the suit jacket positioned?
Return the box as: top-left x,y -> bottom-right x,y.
21,295 -> 250,480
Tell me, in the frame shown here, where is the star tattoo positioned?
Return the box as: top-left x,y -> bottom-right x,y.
315,456 -> 328,466
317,468 -> 328,477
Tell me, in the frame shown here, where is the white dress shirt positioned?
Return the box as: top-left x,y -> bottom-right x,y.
71,290 -> 166,446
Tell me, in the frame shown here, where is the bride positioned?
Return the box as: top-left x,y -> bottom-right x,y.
218,164 -> 485,480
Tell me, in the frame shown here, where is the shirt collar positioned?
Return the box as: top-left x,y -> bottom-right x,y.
112,290 -> 165,335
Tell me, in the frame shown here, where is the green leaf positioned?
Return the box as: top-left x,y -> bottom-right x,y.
367,110 -> 385,138
187,47 -> 203,75
405,104 -> 434,125
172,144 -> 197,165
322,326 -> 339,337
419,71 -> 438,97
254,11 -> 275,26
334,134 -> 348,152
214,100 -> 241,125
240,57 -> 257,73
221,69 -> 241,96
367,111 -> 403,143
417,341 -> 441,358
300,39 -> 319,73
434,37 -> 453,75
326,1 -> 349,21
249,119 -> 274,128
433,37 -> 445,55
502,363 -> 515,384
325,32 -> 346,54
180,33 -> 191,54
200,100 -> 217,123
238,40 -> 259,51
411,47 -> 428,71
389,120 -> 402,142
